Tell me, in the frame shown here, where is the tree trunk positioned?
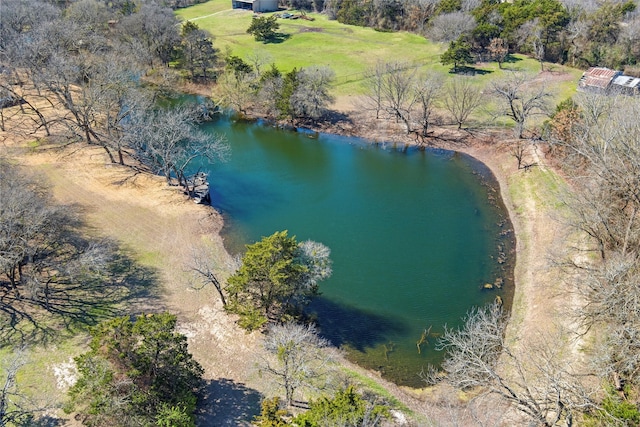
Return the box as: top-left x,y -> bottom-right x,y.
102,145 -> 116,164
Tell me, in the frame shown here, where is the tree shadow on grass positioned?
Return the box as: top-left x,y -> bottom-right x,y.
197,378 -> 263,426
27,415 -> 64,427
264,33 -> 291,44
504,54 -> 523,64
449,66 -> 493,76
0,239 -> 162,348
307,297 -> 408,352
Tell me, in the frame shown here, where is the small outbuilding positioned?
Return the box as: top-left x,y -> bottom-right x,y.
578,66 -> 640,95
611,74 -> 640,95
578,67 -> 621,92
232,0 -> 278,12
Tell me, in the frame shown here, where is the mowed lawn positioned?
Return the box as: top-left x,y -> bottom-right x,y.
177,0 -> 447,94
176,0 -> 582,100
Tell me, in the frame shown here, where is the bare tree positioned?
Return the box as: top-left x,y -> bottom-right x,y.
555,95 -> 640,259
438,303 -> 596,426
403,0 -> 438,34
552,95 -> 640,395
412,73 -> 442,145
117,4 -> 181,68
428,12 -> 477,43
460,0 -> 481,12
442,77 -> 483,130
290,66 -> 335,122
247,49 -> 273,75
621,14 -> 640,63
8,19 -> 126,161
64,0 -> 111,31
488,38 -> 509,69
0,160 -> 72,294
216,68 -> 257,116
378,61 -> 419,134
88,55 -> 150,165
127,104 -> 230,189
190,246 -> 228,307
570,254 -> 640,389
260,322 -> 335,407
0,350 -> 29,427
297,240 -> 333,291
0,0 -> 60,51
363,62 -> 444,142
362,61 -> 387,119
491,72 -> 551,139
509,139 -> 538,170
518,19 -> 545,71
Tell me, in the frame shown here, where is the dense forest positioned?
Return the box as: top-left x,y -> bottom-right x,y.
2,0 -> 640,425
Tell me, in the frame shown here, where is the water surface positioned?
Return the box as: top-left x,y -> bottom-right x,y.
202,117 -> 515,387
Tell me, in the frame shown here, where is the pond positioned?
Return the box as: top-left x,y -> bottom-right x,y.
200,116 -> 515,388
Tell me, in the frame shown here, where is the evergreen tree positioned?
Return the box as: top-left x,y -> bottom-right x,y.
67,313 -> 204,427
440,38 -> 474,72
294,386 -> 389,426
247,16 -> 280,42
226,231 -> 331,330
179,21 -> 218,82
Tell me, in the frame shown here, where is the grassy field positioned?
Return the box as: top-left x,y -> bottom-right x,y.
176,0 -> 583,100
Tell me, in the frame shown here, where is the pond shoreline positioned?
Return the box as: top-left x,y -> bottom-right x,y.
220,102 -> 530,364
0,90 -> 560,424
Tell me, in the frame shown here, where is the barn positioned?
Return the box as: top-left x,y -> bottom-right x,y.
578,67 -> 640,95
232,0 -> 278,12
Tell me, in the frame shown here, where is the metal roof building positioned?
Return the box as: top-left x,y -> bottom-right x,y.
232,0 -> 278,12
612,74 -> 640,95
578,67 -> 621,92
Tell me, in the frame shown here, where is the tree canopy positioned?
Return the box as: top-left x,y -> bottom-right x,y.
67,313 -> 204,427
294,386 -> 389,426
440,38 -> 475,72
225,231 -> 332,330
247,15 -> 280,42
255,386 -> 389,426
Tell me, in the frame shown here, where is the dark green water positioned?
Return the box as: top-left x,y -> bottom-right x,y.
201,117 -> 515,388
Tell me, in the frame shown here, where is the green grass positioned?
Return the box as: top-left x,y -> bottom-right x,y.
178,3 -> 445,95
0,335 -> 89,419
510,165 -> 569,212
339,367 -> 412,414
177,0 -> 581,101
175,0 -> 230,20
